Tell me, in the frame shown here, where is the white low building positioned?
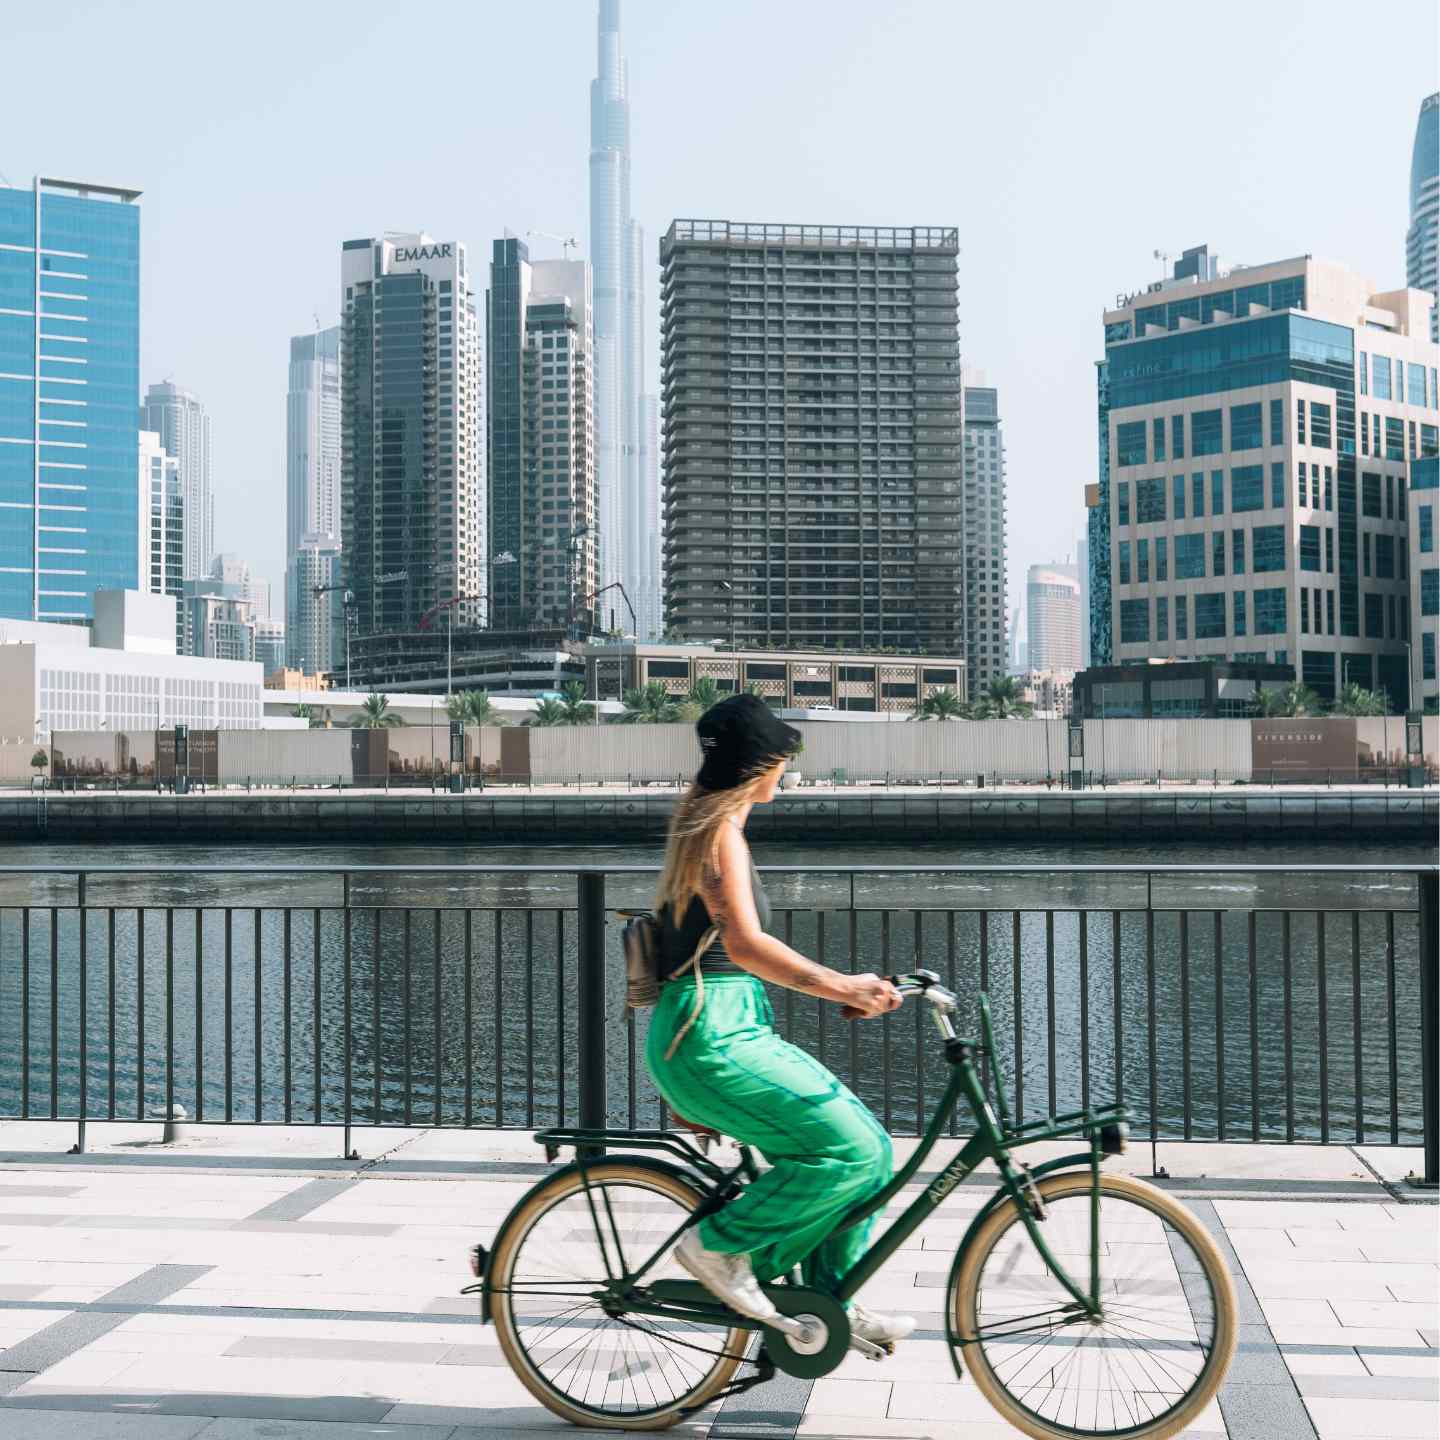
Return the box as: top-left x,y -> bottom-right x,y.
0,590 -> 263,743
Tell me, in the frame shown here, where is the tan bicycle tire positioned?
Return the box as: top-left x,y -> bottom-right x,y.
952,1172 -> 1237,1440
489,1161 -> 749,1430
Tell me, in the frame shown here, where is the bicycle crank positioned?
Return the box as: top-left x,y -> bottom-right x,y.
757,1286 -> 851,1378
645,1280 -> 851,1378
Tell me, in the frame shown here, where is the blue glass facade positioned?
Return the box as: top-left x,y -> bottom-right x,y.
1092,300 -> 1359,667
1087,361 -> 1112,664
0,180 -> 140,622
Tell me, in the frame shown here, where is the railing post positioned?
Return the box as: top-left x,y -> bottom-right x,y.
1412,871 -> 1439,1188
577,871 -> 607,1158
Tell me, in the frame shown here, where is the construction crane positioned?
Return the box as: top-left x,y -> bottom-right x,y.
419,593 -> 486,698
526,230 -> 580,259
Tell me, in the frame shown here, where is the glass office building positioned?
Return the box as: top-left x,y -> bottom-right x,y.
963,376 -> 1008,692
340,233 -> 482,640
1407,93 -> 1438,344
1088,245 -> 1438,707
486,240 -> 597,633
1410,455 -> 1438,710
0,177 -> 141,623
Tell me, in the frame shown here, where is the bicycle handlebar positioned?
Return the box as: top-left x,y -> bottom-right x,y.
887,969 -> 959,1013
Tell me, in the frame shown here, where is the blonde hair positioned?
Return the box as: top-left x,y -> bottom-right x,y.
654,761 -> 780,918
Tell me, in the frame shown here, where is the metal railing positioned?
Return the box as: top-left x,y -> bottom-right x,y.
0,864 -> 1434,1182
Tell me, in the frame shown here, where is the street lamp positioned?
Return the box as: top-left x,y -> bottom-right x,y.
343,591 -> 355,690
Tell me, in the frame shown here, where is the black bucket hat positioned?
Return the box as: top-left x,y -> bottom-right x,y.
695,694 -> 802,791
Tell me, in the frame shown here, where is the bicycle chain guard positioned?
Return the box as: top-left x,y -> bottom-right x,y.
647,1280 -> 850,1379
758,1286 -> 851,1379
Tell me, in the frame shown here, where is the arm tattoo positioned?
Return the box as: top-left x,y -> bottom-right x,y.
700,862 -> 730,934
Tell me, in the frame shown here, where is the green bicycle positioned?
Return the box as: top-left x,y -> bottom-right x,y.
471,971 -> 1237,1436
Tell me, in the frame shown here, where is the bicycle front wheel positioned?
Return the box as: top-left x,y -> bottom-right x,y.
952,1172 -> 1236,1440
489,1160 -> 750,1430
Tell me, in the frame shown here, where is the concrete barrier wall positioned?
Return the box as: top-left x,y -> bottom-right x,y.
1355,715 -> 1439,769
9,714 -> 1437,789
218,729 -> 352,784
0,743 -> 43,782
51,731 -> 157,780
792,719 -> 1070,782
530,723 -> 698,784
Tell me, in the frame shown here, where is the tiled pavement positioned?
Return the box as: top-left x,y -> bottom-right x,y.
0,1125 -> 1433,1440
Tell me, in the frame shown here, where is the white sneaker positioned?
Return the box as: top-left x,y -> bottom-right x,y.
674,1229 -> 779,1323
849,1303 -> 916,1350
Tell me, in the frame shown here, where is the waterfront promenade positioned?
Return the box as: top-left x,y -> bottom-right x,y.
0,1123 -> 1434,1440
5,781 -> 1435,844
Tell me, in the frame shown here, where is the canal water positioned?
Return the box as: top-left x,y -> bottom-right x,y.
0,835 -> 1433,1145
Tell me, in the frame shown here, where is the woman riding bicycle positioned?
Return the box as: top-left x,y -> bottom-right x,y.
647,693 -> 915,1350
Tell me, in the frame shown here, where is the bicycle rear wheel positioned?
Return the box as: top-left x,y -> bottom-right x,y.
489,1160 -> 751,1430
951,1172 -> 1236,1440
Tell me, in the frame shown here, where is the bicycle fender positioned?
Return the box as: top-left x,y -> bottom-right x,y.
940,1153 -> 1094,1378
476,1153 -> 712,1324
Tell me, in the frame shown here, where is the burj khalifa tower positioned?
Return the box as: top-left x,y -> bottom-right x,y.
590,0 -> 659,638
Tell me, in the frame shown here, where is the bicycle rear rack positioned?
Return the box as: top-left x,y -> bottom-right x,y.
534,1126 -> 746,1183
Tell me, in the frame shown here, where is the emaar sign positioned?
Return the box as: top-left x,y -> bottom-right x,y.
394,243 -> 453,263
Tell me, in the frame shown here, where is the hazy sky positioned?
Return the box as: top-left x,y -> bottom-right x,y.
5,0 -> 1436,621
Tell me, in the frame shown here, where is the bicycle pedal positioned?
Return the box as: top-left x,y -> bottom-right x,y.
849,1334 -> 888,1362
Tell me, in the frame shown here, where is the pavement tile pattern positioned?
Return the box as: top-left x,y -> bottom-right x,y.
0,1138 -> 1433,1440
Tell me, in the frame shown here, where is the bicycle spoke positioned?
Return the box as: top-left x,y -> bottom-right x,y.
971,1187 -> 1222,1435
499,1172 -> 744,1421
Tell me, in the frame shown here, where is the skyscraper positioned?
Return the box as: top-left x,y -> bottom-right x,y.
0,177 -> 141,623
287,532 -> 343,678
637,392 -> 661,637
589,0 -> 652,626
1407,93 -> 1438,344
286,326 -> 341,586
285,326 -> 340,664
962,374 -> 1009,693
340,232 -> 482,639
661,220 -> 964,655
487,238 -> 597,633
210,552 -> 270,619
1027,563 -> 1082,674
142,381 -> 213,581
1089,243 -> 1438,707
138,429 -> 184,648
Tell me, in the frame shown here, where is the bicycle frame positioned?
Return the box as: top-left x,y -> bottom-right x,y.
528,992 -> 1129,1330
833,1027 -> 1126,1318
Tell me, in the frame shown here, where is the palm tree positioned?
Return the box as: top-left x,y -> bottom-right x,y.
559,680 -> 592,725
910,686 -> 970,721
618,682 -> 681,724
1255,681 -> 1322,718
982,676 -> 1034,719
676,676 -> 723,723
292,702 -> 325,730
446,690 -> 508,727
351,693 -> 404,728
1331,682 -> 1386,717
528,697 -> 569,727
688,676 -> 722,712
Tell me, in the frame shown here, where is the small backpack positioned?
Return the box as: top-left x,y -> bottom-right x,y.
621,909 -> 717,1017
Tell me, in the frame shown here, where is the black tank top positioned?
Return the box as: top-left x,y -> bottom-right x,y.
659,855 -> 771,979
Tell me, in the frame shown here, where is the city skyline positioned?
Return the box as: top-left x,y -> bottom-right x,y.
2,0 -> 1434,616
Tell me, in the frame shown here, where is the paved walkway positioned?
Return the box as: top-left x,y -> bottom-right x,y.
0,1125 -> 1433,1440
